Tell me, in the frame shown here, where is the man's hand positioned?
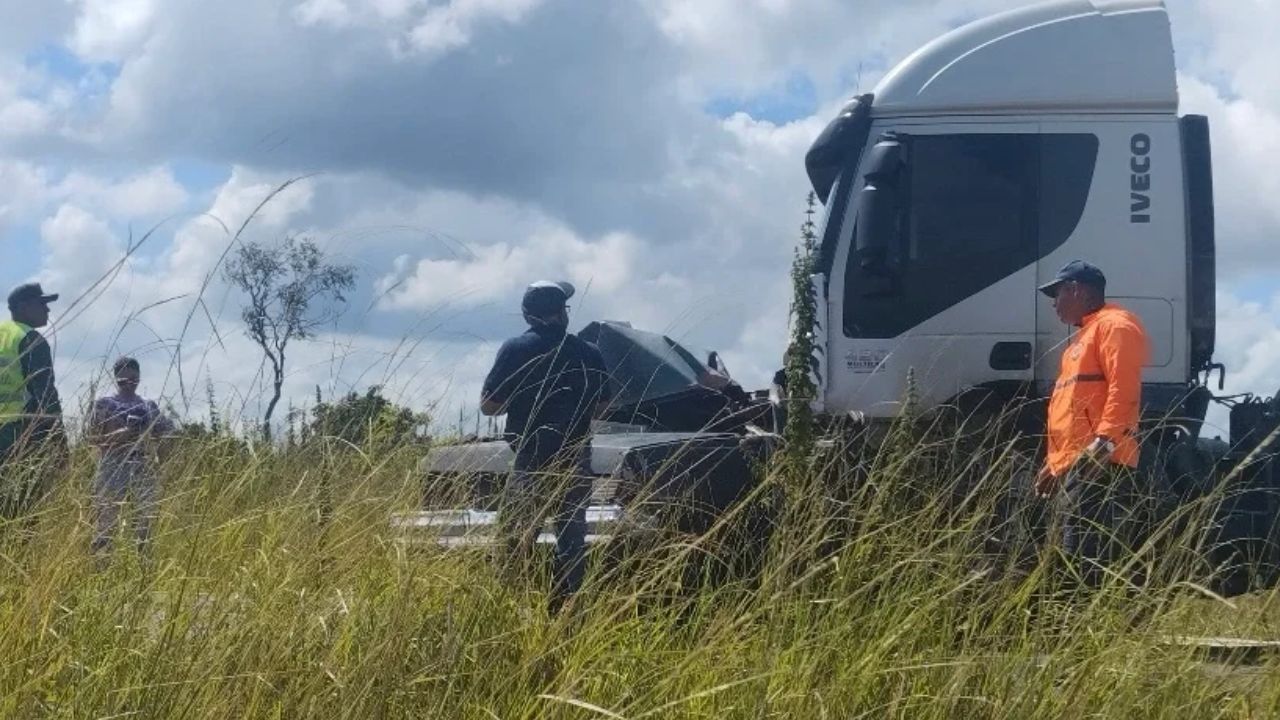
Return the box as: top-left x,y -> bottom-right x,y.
1080,435 -> 1115,465
1034,465 -> 1060,499
90,417 -> 127,446
108,423 -> 145,443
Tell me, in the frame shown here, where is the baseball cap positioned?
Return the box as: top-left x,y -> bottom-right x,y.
7,282 -> 59,309
1038,260 -> 1106,297
521,280 -> 575,316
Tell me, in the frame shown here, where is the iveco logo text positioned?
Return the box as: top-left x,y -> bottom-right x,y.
1129,133 -> 1151,224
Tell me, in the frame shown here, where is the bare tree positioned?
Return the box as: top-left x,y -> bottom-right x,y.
224,237 -> 356,440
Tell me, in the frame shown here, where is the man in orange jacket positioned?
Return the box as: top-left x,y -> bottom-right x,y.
1034,260 -> 1150,588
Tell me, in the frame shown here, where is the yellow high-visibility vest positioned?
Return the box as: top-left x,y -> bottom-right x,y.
0,320 -> 32,424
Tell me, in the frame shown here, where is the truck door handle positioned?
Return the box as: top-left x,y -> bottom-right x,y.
990,342 -> 1032,371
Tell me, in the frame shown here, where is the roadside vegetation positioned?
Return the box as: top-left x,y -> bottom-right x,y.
2,414 -> 1279,719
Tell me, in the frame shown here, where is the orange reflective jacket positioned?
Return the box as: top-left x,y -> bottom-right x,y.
1046,303 -> 1149,476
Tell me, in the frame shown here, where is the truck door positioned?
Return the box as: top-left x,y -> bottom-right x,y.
828,122 -> 1043,416
826,122 -> 1104,418
1034,121 -> 1183,394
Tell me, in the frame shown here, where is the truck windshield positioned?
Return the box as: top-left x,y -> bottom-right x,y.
578,321 -> 721,407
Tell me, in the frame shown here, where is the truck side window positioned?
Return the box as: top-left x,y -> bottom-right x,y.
843,133 -> 1097,339
907,135 -> 1034,262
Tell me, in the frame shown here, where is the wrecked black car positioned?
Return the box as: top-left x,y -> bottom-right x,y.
400,321 -> 779,546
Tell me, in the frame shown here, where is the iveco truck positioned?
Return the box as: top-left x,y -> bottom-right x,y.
803,0 -> 1216,427
416,0 -> 1279,593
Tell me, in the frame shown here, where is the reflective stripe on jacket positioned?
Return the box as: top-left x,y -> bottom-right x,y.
1046,304 -> 1149,476
0,320 -> 32,424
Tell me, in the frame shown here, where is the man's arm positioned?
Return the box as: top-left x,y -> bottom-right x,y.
1034,464 -> 1059,498
18,331 -> 62,422
86,399 -> 143,448
18,331 -> 65,456
1095,318 -> 1148,444
85,399 -> 115,447
480,341 -> 516,416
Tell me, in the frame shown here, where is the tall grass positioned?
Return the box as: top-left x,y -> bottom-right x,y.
1,424 -> 1278,719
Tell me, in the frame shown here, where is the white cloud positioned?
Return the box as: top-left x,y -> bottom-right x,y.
157,167 -> 315,306
81,0 -> 693,238
1173,0 -> 1280,117
68,0 -> 157,62
57,165 -> 189,220
0,97 -> 52,138
294,0 -> 354,28
1217,291 -> 1280,396
378,226 -> 639,311
38,204 -> 125,301
367,0 -> 421,21
0,159 -> 54,231
647,0 -> 1030,100
0,63 -> 54,141
101,166 -> 189,218
291,0 -> 544,54
406,0 -> 543,54
1179,74 -> 1280,278
0,160 -> 190,225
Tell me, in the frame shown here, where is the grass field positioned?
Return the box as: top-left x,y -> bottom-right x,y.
1,431 -> 1279,719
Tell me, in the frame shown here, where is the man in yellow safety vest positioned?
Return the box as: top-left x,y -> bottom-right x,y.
0,282 -> 65,518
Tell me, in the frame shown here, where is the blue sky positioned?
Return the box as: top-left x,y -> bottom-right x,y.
707,72 -> 819,125
1,0 -> 1277,433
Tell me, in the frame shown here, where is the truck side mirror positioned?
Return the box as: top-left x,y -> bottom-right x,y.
850,136 -> 904,297
854,182 -> 898,265
863,135 -> 903,178
853,136 -> 904,271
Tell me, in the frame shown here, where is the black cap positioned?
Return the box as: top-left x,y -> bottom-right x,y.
1038,260 -> 1106,297
7,282 -> 59,309
521,280 -> 575,317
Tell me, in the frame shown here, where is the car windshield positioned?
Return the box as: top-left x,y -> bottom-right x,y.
579,321 -> 720,407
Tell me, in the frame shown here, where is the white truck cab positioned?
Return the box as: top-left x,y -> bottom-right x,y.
806,0 -> 1215,425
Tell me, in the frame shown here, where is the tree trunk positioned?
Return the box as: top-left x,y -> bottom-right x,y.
263,362 -> 284,442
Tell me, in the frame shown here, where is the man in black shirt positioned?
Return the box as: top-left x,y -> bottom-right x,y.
481,280 -> 610,612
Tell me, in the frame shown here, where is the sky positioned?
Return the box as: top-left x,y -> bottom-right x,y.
0,0 -> 1277,437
